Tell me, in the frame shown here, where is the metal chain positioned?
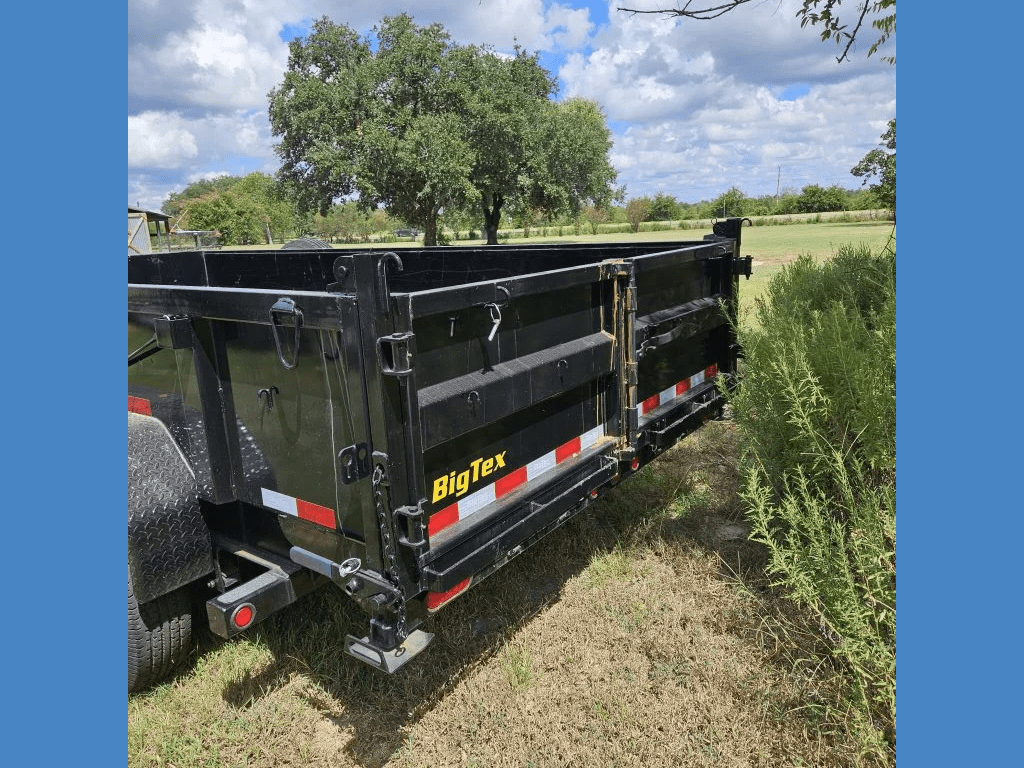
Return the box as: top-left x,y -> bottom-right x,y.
371,463 -> 408,643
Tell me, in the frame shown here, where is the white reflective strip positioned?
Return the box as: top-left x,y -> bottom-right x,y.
440,423 -> 610,527
527,451 -> 557,480
580,424 -> 605,449
261,488 -> 297,516
637,368 -> 712,425
458,484 -> 495,519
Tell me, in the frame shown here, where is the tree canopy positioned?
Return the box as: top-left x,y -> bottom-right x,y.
268,14 -> 619,245
163,172 -> 295,245
851,118 -> 895,213
617,1 -> 895,64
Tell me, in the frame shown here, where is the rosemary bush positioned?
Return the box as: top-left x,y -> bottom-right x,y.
727,243 -> 896,759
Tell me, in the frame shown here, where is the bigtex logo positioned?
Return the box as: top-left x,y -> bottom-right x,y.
432,452 -> 508,503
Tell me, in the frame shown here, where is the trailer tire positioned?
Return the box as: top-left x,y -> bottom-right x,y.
129,571 -> 193,693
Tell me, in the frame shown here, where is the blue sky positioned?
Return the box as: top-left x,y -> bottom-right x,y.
128,0 -> 895,212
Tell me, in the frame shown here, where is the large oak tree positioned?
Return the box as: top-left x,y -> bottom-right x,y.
268,14 -> 618,245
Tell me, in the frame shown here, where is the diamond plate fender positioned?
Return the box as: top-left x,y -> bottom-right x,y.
128,412 -> 214,604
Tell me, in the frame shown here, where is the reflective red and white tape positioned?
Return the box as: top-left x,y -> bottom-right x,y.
261,488 -> 336,529
425,578 -> 471,612
638,364 -> 718,424
428,423 -> 607,537
128,396 -> 152,416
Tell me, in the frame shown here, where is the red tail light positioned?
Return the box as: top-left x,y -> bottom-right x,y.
232,604 -> 255,629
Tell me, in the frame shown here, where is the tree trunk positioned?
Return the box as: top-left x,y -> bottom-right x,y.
421,201 -> 445,247
482,193 -> 504,246
423,215 -> 438,247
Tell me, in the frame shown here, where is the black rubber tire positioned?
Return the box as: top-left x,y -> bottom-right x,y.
129,571 -> 193,694
282,236 -> 333,250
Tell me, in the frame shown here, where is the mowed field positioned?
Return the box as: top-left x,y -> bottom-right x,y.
129,221 -> 895,768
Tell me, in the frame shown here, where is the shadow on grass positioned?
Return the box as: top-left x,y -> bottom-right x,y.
205,420 -> 780,767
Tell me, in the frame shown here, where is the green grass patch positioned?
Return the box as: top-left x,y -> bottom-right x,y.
585,548 -> 635,587
500,643 -> 535,690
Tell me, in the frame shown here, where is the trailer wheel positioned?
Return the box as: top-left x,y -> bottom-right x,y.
128,571 -> 193,693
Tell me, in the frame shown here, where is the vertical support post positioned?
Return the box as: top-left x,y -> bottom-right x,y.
191,318 -> 243,503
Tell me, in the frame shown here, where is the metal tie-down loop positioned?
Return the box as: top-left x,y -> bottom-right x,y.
483,285 -> 511,342
269,297 -> 303,370
486,303 -> 501,341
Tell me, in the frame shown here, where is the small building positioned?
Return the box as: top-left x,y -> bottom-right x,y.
129,206 -> 220,255
128,206 -> 171,254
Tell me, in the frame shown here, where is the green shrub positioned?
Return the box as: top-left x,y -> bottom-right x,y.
726,243 -> 896,760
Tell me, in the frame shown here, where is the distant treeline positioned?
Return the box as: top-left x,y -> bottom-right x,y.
162,174 -> 889,246
621,184 -> 883,224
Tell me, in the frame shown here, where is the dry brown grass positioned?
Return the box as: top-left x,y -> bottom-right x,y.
129,422 -> 877,768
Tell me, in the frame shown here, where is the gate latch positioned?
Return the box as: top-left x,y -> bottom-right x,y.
270,297 -> 303,370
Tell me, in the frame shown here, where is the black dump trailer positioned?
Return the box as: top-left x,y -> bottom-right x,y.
127,219 -> 752,691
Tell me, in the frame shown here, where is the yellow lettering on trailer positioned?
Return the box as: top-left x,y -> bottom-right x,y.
431,451 -> 508,504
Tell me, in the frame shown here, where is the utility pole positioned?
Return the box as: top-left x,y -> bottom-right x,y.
775,166 -> 781,206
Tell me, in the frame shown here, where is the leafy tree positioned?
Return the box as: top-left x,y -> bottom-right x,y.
774,188 -> 802,215
268,19 -> 370,217
270,14 -> 618,246
462,45 -> 558,244
744,194 -> 777,217
711,186 -> 746,218
180,191 -> 266,245
608,204 -> 629,224
507,200 -> 545,238
357,17 -> 478,246
648,192 -> 679,221
676,201 -> 704,221
796,184 -> 847,213
852,118 -> 895,213
625,196 -> 651,233
163,176 -> 242,222
583,204 -> 611,235
165,172 -> 294,244
233,172 -> 295,241
523,98 -> 621,227
271,15 -> 484,246
617,1 -> 895,64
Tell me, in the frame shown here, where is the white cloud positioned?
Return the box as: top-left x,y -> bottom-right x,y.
545,3 -> 594,49
128,113 -> 199,168
128,0 -> 895,210
556,1 -> 894,199
128,1 -> 292,112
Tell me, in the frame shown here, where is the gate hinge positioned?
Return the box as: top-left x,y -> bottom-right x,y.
378,332 -> 414,376
394,503 -> 428,553
733,255 -> 753,279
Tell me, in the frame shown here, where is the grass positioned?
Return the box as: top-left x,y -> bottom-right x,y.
734,221 -> 895,330
130,220 -> 896,767
130,421 -> 886,768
